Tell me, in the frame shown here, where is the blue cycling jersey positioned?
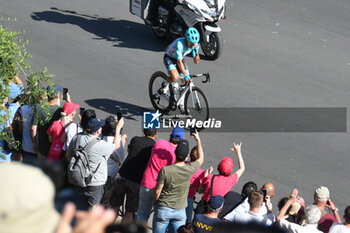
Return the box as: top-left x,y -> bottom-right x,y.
165,38 -> 194,60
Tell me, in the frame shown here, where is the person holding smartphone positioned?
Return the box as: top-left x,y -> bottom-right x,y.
223,183 -> 275,222
153,130 -> 204,233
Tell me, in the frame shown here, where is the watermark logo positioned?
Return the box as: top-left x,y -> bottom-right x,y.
162,117 -> 222,129
143,110 -> 161,129
142,108 -> 346,132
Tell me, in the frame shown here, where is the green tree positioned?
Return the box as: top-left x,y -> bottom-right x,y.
0,20 -> 55,154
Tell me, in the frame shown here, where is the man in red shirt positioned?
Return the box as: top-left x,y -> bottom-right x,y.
200,142 -> 245,207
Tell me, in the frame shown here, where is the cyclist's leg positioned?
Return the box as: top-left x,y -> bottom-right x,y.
163,54 -> 179,83
177,59 -> 190,86
157,55 -> 177,96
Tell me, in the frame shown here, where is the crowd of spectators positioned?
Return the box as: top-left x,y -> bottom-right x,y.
0,81 -> 349,233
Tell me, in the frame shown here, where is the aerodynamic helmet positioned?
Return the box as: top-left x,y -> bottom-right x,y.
185,27 -> 200,44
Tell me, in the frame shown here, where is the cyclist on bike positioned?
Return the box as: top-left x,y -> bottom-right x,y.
160,27 -> 201,95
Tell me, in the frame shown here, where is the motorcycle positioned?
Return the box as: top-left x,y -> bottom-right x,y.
130,0 -> 226,60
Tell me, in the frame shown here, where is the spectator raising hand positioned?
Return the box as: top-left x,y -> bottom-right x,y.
276,189 -> 298,221
198,141 -> 245,207
55,202 -> 115,233
230,142 -> 245,179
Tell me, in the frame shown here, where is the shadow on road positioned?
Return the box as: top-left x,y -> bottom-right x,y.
85,98 -> 152,121
31,7 -> 168,52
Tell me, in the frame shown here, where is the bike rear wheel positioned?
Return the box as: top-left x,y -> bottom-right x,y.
149,71 -> 173,114
184,87 -> 210,124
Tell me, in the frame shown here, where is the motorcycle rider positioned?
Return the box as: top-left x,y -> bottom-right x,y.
160,27 -> 201,95
145,0 -> 162,26
146,0 -> 182,26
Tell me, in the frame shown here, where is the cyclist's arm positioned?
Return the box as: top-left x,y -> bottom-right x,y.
177,59 -> 188,76
175,40 -> 188,76
193,43 -> 200,64
194,53 -> 200,64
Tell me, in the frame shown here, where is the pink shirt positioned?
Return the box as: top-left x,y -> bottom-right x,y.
47,120 -> 65,161
188,168 -> 205,199
141,139 -> 176,189
201,173 -> 238,202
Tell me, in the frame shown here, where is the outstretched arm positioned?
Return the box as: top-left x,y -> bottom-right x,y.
112,117 -> 124,151
232,142 -> 245,178
192,130 -> 204,166
276,189 -> 298,221
15,75 -> 24,86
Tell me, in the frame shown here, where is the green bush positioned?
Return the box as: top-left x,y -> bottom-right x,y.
0,20 -> 55,152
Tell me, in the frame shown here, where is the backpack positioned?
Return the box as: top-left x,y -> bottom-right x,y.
67,134 -> 100,187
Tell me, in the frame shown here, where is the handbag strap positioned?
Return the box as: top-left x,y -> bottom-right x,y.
209,175 -> 216,199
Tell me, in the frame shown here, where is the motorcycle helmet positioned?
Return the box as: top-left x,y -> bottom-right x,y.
185,27 -> 200,44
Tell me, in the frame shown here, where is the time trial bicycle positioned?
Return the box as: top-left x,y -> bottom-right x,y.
149,71 -> 210,121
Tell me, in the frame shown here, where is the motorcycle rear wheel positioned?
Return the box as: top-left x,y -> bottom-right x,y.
152,27 -> 167,40
201,32 -> 223,60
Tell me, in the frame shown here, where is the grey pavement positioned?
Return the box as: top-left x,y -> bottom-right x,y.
1,0 -> 349,217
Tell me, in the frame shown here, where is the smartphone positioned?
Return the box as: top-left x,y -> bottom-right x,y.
117,112 -> 122,121
63,88 -> 68,100
190,127 -> 196,135
117,112 -> 123,134
262,189 -> 267,200
79,107 -> 85,116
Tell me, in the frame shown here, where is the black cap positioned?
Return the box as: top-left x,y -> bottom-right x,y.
175,139 -> 189,161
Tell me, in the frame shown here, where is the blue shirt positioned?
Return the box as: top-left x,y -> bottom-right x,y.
193,214 -> 222,233
9,83 -> 23,99
0,103 -> 19,162
165,38 -> 195,60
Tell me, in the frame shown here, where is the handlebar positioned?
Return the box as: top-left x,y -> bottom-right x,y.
190,73 -> 210,83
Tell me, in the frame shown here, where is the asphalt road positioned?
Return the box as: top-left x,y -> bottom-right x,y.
1,0 -> 349,213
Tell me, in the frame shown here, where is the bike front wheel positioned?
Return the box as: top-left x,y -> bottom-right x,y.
184,87 -> 210,123
149,71 -> 173,114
